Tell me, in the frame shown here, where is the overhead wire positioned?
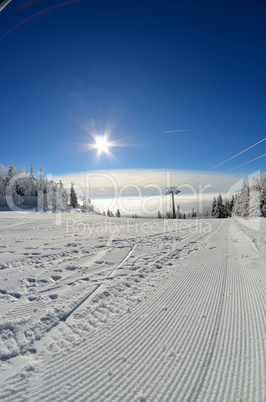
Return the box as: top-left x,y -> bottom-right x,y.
196,153 -> 266,185
178,137 -> 266,187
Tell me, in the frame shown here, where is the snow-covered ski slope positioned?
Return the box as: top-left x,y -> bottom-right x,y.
0,212 -> 265,401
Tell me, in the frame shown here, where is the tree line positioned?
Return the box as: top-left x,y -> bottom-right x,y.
0,163 -> 97,213
157,206 -> 197,219
211,174 -> 266,218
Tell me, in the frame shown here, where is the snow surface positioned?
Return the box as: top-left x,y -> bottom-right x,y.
0,211 -> 265,401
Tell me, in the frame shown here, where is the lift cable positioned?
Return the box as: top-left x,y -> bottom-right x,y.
195,153 -> 266,186
180,137 -> 266,187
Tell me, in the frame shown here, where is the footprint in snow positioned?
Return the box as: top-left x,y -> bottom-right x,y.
10,292 -> 21,299
51,274 -> 61,281
48,294 -> 58,300
65,243 -> 78,247
28,296 -> 37,301
65,265 -> 79,271
0,289 -> 7,294
27,278 -> 36,283
38,279 -> 48,283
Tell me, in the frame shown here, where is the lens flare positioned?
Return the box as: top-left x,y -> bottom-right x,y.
1,0 -> 80,41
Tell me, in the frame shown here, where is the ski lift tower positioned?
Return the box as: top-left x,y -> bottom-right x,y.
166,187 -> 181,219
0,0 -> 12,13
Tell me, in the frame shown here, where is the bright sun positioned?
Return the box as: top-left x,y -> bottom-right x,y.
95,135 -> 109,153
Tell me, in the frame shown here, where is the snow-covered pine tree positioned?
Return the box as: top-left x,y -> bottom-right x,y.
0,165 -> 8,196
211,197 -> 217,217
7,162 -> 17,182
191,208 -> 197,218
46,180 -> 55,211
177,205 -> 182,219
215,194 -> 225,218
23,164 -> 37,197
165,211 -> 171,219
55,180 -> 68,211
229,195 -> 235,215
70,183 -> 78,209
60,181 -> 69,210
238,182 -> 250,217
37,167 -> 45,211
232,194 -> 239,216
259,174 -> 266,217
224,199 -> 231,218
249,177 -> 262,218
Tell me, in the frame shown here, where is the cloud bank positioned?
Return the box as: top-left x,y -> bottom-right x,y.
55,169 -> 243,216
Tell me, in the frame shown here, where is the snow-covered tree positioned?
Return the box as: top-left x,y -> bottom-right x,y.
7,162 -> 17,182
81,198 -> 96,213
232,182 -> 249,217
249,177 -> 262,218
0,165 -> 8,196
37,167 -> 45,211
70,183 -> 78,209
259,174 -> 266,217
213,194 -> 226,218
229,195 -> 235,215
58,181 -> 68,210
177,205 -> 182,219
0,163 -> 71,211
224,199 -> 231,217
211,197 -> 217,217
191,208 -> 197,218
165,211 -> 171,219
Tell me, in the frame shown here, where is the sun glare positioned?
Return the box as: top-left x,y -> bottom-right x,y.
85,131 -> 123,165
95,135 -> 109,153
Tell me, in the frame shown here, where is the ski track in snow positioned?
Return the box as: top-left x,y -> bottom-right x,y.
0,212 -> 265,401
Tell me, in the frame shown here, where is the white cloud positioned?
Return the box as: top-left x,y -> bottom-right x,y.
54,169 -> 242,216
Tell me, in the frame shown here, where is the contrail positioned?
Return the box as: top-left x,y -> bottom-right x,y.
165,128 -> 206,133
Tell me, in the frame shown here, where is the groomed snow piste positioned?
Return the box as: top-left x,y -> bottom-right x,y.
0,211 -> 265,401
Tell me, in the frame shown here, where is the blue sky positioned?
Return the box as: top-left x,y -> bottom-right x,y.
1,0 -> 266,181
